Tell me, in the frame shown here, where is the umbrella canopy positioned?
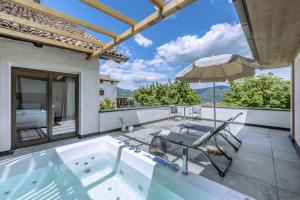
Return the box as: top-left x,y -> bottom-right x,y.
176,54 -> 267,83
176,54 -> 267,129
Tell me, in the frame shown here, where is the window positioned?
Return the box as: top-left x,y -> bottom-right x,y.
100,88 -> 104,96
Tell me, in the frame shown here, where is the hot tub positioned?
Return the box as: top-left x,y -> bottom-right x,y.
0,136 -> 254,200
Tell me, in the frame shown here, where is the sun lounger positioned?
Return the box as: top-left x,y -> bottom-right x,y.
179,112 -> 243,151
151,121 -> 233,177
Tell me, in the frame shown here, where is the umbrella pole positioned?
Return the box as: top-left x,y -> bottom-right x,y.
213,66 -> 216,130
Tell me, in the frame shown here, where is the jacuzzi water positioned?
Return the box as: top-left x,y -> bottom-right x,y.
0,136 -> 253,200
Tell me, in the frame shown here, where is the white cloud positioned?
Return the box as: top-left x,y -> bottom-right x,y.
156,23 -> 251,64
134,33 -> 153,47
102,23 -> 253,89
100,59 -> 169,90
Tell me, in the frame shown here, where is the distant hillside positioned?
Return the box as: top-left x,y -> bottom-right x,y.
117,87 -> 133,97
195,85 -> 230,103
117,85 -> 230,102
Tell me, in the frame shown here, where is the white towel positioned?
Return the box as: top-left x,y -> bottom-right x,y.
158,130 -> 171,137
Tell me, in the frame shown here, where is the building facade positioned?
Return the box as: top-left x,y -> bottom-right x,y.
99,74 -> 119,102
0,0 -> 127,153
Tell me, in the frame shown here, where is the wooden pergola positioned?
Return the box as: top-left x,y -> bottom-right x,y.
1,0 -> 195,59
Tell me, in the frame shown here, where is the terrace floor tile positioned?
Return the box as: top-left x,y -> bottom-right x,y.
229,157 -> 276,185
278,188 -> 300,200
222,170 -> 279,200
274,159 -> 300,195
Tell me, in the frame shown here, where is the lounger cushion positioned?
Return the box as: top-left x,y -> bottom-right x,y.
166,132 -> 198,147
159,130 -> 171,137
183,124 -> 214,133
192,131 -> 212,147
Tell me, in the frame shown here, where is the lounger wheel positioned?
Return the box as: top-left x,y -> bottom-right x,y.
219,172 -> 225,177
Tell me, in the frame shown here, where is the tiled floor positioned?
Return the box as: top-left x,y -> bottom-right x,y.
1,119 -> 299,200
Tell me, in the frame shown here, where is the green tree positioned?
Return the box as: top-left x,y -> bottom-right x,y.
133,81 -> 201,106
100,98 -> 116,110
221,74 -> 290,109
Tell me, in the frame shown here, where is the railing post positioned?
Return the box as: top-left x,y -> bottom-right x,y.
182,147 -> 188,175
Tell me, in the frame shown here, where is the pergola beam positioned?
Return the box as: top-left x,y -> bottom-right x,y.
79,0 -> 137,26
2,0 -> 195,60
0,13 -> 104,46
0,27 -> 95,53
10,0 -> 118,38
149,0 -> 166,9
90,0 -> 196,58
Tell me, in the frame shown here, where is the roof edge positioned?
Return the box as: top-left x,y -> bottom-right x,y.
99,53 -> 128,63
99,74 -> 119,82
233,0 -> 259,60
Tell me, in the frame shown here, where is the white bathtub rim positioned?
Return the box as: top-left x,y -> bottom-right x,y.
55,136 -> 254,200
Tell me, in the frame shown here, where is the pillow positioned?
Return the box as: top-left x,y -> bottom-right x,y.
192,131 -> 212,147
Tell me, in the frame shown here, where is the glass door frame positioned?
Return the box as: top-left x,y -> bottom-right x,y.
11,67 -> 79,149
48,72 -> 79,141
11,67 -> 49,149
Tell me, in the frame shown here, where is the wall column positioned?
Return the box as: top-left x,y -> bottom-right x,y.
293,53 -> 300,147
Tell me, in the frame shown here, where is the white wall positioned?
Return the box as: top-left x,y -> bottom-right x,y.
99,106 -> 290,133
294,53 -> 300,146
178,106 -> 290,129
99,81 -> 118,101
100,107 -> 170,132
0,38 -> 100,152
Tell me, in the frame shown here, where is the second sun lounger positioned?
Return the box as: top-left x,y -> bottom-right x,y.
179,112 -> 243,151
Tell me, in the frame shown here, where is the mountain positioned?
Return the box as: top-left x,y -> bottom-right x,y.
117,87 -> 133,97
117,85 -> 230,102
195,85 -> 230,103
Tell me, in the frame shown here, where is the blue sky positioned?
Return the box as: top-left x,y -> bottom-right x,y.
43,0 -> 290,90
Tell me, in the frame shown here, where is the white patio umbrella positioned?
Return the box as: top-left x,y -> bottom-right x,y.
176,54 -> 267,129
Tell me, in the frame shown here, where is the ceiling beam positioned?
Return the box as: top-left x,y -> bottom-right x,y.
149,0 -> 166,9
10,0 -> 118,38
90,0 -> 196,58
0,27 -> 95,53
0,13 -> 104,46
79,0 -> 137,26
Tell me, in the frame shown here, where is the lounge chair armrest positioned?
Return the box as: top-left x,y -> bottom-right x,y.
192,131 -> 212,147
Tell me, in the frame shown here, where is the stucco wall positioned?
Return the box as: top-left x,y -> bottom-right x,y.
100,107 -> 170,132
99,81 -> 118,101
99,106 -> 290,133
294,53 -> 300,146
0,38 -> 100,151
179,106 -> 290,129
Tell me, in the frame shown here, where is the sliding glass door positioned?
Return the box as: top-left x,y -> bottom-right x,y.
12,68 -> 48,148
49,73 -> 78,140
12,68 -> 78,149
